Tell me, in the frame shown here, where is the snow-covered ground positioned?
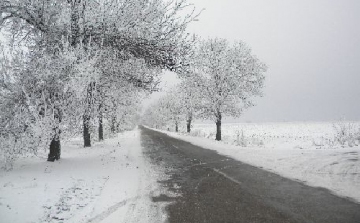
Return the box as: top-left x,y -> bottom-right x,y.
189,122 -> 359,149
151,122 -> 360,203
0,128 -> 167,223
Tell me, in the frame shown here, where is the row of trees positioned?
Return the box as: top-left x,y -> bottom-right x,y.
142,38 -> 267,140
0,0 -> 198,168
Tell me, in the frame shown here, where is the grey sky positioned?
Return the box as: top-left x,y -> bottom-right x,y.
1,1 -> 359,122
147,0 -> 360,122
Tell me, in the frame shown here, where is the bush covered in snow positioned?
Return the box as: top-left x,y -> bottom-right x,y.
332,122 -> 360,147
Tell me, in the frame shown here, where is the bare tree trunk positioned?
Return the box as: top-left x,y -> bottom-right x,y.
83,114 -> 91,147
83,81 -> 96,147
116,122 -> 121,133
48,97 -> 61,161
98,87 -> 104,141
48,127 -> 61,161
186,115 -> 192,133
111,116 -> 116,133
83,83 -> 95,147
98,112 -> 103,141
83,102 -> 91,147
215,112 -> 222,141
82,111 -> 91,148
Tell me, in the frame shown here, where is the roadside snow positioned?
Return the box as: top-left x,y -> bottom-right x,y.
149,123 -> 360,203
0,128 -> 167,223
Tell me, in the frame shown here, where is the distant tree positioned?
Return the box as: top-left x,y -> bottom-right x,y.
176,75 -> 203,133
95,49 -> 161,138
159,93 -> 184,132
193,38 -> 267,140
142,74 -> 205,133
167,93 -> 185,132
142,91 -> 184,132
142,100 -> 166,129
142,106 -> 165,129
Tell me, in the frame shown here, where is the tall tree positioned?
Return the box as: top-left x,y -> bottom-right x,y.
176,76 -> 203,133
193,38 -> 267,140
0,0 -> 199,160
0,39 -> 83,166
143,91 -> 184,132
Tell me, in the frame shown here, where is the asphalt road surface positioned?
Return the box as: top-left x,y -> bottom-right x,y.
140,126 -> 360,223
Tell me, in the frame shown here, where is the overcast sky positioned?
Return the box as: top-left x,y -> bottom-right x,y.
147,0 -> 360,122
1,1 -> 359,122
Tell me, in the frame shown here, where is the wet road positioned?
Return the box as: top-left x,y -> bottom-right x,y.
140,126 -> 360,223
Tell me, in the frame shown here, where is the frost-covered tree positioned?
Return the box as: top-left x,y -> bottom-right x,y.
163,92 -> 185,132
176,75 -> 203,133
94,48 -> 161,139
0,39 -> 86,166
193,38 -> 267,140
142,74 -> 205,133
0,0 -> 198,71
142,91 -> 184,132
142,106 -> 166,129
0,0 -> 199,163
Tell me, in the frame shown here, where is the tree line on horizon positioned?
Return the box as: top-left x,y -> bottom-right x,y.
142,38 -> 267,141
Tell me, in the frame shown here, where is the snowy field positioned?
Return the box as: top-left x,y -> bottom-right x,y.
0,128 -> 167,223
153,122 -> 360,203
190,122 -> 360,149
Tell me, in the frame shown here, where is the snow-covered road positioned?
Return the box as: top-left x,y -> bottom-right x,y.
140,126 -> 360,223
150,127 -> 360,204
0,128 -> 166,223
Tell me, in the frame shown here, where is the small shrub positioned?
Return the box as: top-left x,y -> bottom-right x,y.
234,130 -> 264,147
190,129 -> 203,137
332,122 -> 360,147
235,130 -> 247,147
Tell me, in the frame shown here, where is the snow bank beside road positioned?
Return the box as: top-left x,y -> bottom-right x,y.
149,126 -> 360,203
0,128 -> 166,223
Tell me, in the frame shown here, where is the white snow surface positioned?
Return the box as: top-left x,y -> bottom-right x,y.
149,122 -> 360,203
0,128 -> 167,223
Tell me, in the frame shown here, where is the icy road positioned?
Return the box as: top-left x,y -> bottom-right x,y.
140,126 -> 360,223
